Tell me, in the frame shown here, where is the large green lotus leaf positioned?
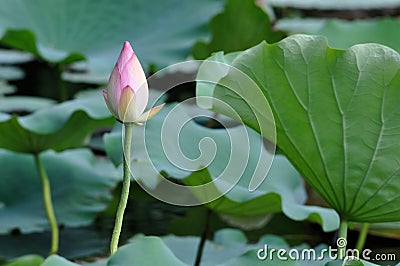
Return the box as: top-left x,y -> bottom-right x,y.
192,0 -> 285,60
268,0 -> 400,9
196,35 -> 400,222
0,95 -> 114,153
0,148 -> 118,233
0,0 -> 223,83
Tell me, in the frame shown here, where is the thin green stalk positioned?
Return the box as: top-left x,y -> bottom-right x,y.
355,223 -> 369,252
110,123 -> 133,254
194,209 -> 211,266
34,153 -> 59,255
338,219 -> 348,260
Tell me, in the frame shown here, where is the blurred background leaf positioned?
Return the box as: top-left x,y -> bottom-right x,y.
0,148 -> 118,234
0,0 -> 224,83
109,235 -> 186,266
276,18 -> 400,53
0,95 -> 114,153
0,227 -> 108,261
2,255 -> 43,266
0,96 -> 55,113
192,0 -> 285,59
0,49 -> 33,65
268,0 -> 400,9
184,155 -> 339,232
0,66 -> 24,81
161,229 -> 334,266
308,19 -> 400,52
41,255 -> 80,266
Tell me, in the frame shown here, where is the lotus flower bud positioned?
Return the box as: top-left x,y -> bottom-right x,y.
103,41 -> 164,124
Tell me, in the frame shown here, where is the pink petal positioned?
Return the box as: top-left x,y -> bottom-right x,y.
120,53 -> 146,90
116,41 -> 134,72
107,66 -> 122,113
120,52 -> 149,115
118,86 -> 138,123
103,90 -> 119,118
135,103 -> 165,124
106,41 -> 150,123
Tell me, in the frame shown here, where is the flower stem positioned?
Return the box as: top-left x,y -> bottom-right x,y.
34,153 -> 59,255
338,219 -> 348,260
194,209 -> 211,266
110,123 -> 133,254
356,223 -> 369,252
